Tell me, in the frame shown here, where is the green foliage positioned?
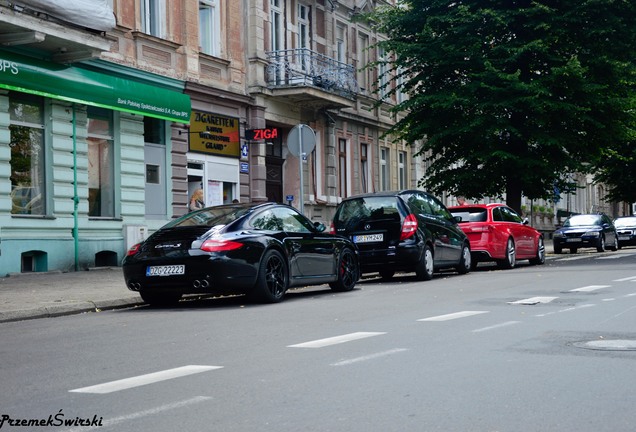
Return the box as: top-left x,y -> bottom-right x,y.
362,0 -> 636,211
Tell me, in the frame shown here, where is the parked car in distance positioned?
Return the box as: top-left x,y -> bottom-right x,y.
552,213 -> 619,254
448,203 -> 545,269
123,202 -> 360,305
330,190 -> 471,281
614,216 -> 636,247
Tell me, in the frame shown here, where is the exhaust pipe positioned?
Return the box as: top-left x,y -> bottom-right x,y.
193,280 -> 201,288
128,282 -> 141,291
200,279 -> 209,288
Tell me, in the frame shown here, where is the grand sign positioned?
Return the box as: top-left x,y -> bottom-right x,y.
188,111 -> 240,158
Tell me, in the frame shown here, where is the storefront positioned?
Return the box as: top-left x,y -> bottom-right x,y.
0,50 -> 190,275
186,110 -> 240,209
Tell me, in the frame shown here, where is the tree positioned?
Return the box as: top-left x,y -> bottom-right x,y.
363,0 -> 636,213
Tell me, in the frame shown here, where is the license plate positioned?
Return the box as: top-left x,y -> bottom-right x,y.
566,238 -> 581,243
619,236 -> 630,241
353,233 -> 383,243
146,265 -> 185,276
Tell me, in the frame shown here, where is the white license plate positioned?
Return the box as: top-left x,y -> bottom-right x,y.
146,265 -> 185,277
353,233 -> 383,243
566,238 -> 581,243
619,236 -> 630,241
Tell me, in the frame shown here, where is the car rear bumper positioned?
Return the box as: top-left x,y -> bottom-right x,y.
357,243 -> 421,273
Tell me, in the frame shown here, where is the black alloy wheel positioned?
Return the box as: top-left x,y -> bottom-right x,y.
329,248 -> 359,291
252,249 -> 288,303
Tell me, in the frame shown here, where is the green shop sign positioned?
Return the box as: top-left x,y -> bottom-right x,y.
0,51 -> 190,123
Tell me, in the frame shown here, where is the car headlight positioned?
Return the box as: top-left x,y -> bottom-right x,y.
553,233 -> 564,238
584,231 -> 600,237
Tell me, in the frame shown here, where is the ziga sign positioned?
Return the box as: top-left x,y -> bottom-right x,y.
188,111 -> 241,158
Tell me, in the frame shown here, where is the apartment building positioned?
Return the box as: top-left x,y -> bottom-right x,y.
0,0 -> 423,275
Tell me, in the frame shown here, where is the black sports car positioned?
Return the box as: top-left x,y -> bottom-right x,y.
123,202 -> 360,305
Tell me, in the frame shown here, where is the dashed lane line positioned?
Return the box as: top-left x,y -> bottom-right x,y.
417,311 -> 489,322
508,296 -> 558,305
69,365 -> 222,394
569,285 -> 611,293
287,332 -> 386,348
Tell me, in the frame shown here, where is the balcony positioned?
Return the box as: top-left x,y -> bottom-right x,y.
265,49 -> 357,110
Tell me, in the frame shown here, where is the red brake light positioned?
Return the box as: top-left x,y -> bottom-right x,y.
127,243 -> 141,256
329,222 -> 335,235
401,214 -> 418,240
200,239 -> 244,252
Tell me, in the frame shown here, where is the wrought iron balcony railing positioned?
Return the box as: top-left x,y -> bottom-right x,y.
266,49 -> 358,99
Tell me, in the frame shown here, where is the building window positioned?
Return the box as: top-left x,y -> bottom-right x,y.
380,147 -> 389,191
336,23 -> 346,64
141,0 -> 165,38
297,4 -> 310,70
398,151 -> 406,190
9,93 -> 45,216
360,143 -> 368,193
339,138 -> 348,197
378,47 -> 388,99
357,33 -> 369,93
88,107 -> 115,218
199,0 -> 220,56
270,0 -> 283,51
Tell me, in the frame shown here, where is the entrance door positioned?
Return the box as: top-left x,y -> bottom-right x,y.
144,143 -> 167,218
266,156 -> 283,203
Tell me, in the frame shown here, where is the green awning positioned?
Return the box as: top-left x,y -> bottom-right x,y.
0,50 -> 190,123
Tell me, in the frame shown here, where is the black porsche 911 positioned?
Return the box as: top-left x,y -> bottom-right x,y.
123,202 -> 360,305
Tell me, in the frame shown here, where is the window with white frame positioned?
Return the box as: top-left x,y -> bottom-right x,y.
270,0 -> 283,51
360,143 -> 368,193
297,4 -> 310,71
141,0 -> 165,38
199,0 -> 220,56
357,32 -> 369,93
9,93 -> 46,216
380,147 -> 389,191
88,107 -> 115,218
339,138 -> 348,197
336,23 -> 346,64
378,46 -> 388,99
398,151 -> 407,190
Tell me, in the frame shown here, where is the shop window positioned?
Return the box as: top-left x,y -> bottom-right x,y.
199,0 -> 220,56
141,0 -> 165,38
88,107 -> 115,218
9,93 -> 46,216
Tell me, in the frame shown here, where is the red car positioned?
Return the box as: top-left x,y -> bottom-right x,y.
448,203 -> 545,269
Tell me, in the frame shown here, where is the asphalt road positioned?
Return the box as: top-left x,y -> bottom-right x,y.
1,248 -> 636,432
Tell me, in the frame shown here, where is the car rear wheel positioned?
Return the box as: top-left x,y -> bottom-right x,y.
570,248 -> 577,254
415,244 -> 434,281
456,243 -> 471,274
497,238 -> 516,269
329,248 -> 359,292
529,237 -> 546,265
596,236 -> 606,252
139,290 -> 182,306
252,249 -> 288,303
554,245 -> 562,254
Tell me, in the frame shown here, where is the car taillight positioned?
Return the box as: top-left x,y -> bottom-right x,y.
126,243 -> 142,256
464,225 -> 490,233
200,239 -> 244,252
329,222 -> 335,234
401,214 -> 418,240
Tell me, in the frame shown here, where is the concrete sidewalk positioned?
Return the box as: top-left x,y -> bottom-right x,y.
0,240 -> 555,324
0,267 -> 143,323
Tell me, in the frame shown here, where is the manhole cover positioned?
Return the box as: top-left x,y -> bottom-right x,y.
574,340 -> 636,351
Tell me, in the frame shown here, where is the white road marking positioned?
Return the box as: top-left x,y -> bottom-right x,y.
559,304 -> 596,313
613,276 -> 636,282
472,321 -> 521,333
569,285 -> 610,293
555,256 -> 590,261
602,298 -> 616,302
596,254 -> 629,260
331,348 -> 408,366
61,396 -> 212,432
69,365 -> 222,394
288,332 -> 386,348
625,293 -> 636,297
508,296 -> 558,305
417,311 -> 489,322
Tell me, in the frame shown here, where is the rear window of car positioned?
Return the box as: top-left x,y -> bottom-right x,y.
451,208 -> 487,223
165,206 -> 250,228
336,197 -> 400,223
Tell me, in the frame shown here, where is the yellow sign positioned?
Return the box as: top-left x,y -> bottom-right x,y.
188,111 -> 240,157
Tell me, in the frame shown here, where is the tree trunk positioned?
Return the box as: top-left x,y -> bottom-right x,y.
506,177 -> 523,214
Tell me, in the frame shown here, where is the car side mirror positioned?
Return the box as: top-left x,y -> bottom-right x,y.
522,218 -> 529,225
453,216 -> 462,224
314,222 -> 326,232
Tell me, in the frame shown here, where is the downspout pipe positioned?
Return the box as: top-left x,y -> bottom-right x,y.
72,104 -> 79,271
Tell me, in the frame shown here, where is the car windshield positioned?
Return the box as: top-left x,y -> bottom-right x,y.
164,206 -> 251,228
336,197 -> 400,223
564,214 -> 601,227
451,208 -> 487,223
614,217 -> 636,228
